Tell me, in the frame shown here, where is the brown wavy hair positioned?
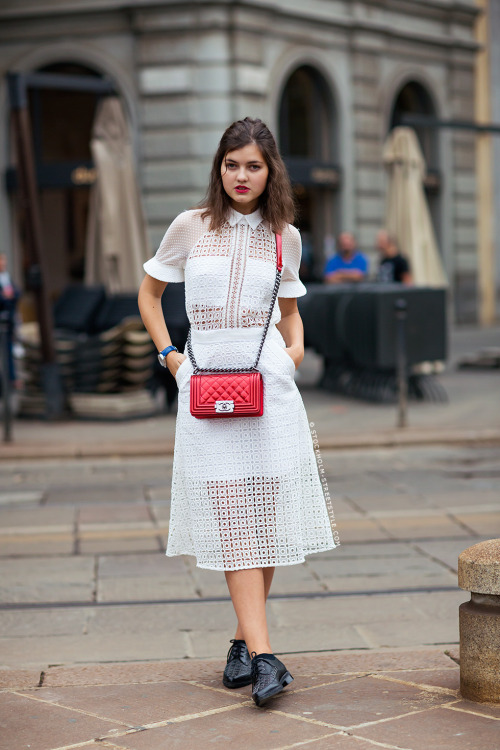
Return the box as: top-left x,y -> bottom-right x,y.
199,117 -> 295,233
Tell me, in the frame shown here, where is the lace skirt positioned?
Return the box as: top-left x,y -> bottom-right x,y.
168,325 -> 338,570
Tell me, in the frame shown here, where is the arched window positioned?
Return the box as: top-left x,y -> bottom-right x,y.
7,61 -> 116,305
279,66 -> 339,281
390,81 -> 438,170
390,80 -> 441,243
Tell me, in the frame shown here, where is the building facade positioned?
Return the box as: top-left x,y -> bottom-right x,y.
0,0 -> 489,323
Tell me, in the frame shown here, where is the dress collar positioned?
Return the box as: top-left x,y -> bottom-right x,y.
228,207 -> 263,230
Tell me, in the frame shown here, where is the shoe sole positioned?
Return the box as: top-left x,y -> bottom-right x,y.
253,672 -> 294,706
222,674 -> 252,689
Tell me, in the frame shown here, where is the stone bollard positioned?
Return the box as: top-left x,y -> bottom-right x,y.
458,538 -> 500,703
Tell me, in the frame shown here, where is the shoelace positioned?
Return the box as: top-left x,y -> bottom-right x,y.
251,653 -> 272,676
227,639 -> 248,663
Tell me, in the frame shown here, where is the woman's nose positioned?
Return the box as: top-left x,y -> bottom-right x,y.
237,167 -> 247,181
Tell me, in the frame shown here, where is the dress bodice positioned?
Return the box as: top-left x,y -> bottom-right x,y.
143,208 -> 306,331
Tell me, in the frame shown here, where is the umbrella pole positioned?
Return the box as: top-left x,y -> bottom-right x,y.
7,73 -> 64,419
395,298 -> 408,428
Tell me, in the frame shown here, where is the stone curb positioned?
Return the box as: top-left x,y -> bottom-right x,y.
0,644 -> 461,689
1,428 -> 500,461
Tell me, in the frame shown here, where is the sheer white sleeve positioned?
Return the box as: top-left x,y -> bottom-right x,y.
143,209 -> 202,283
278,224 -> 307,298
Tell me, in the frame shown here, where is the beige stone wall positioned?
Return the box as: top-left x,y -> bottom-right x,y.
0,0 -> 482,321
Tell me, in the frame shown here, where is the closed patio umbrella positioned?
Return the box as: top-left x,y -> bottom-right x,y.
85,97 -> 150,293
383,127 -> 447,287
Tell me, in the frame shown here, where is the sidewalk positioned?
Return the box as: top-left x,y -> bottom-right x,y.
1,325 -> 499,749
2,646 -> 500,750
1,324 -> 500,459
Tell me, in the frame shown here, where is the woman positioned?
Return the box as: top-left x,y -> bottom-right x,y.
138,117 -> 338,706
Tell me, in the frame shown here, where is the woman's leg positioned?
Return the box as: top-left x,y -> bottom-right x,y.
232,566 -> 275,642
225,568 -> 274,655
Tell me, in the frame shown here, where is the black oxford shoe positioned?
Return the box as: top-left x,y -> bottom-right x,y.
223,639 -> 252,688
251,653 -> 294,706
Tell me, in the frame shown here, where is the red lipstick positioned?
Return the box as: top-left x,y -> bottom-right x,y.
235,186 -> 250,193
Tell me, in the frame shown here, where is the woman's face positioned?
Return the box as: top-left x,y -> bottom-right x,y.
220,143 -> 269,214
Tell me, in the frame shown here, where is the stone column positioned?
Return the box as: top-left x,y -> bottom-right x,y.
458,538 -> 500,703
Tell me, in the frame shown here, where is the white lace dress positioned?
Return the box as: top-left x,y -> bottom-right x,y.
144,207 -> 338,570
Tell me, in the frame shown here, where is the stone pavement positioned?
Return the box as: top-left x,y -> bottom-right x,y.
0,323 -> 499,748
0,443 -> 499,748
1,443 -> 499,664
3,645 -> 500,750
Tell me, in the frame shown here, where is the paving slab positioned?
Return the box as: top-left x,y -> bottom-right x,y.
0,608 -> 87,638
354,705 -> 500,749
268,594 -> 436,629
322,573 -> 457,593
100,703 -> 337,750
0,631 -> 191,668
0,537 -> 75,557
447,699 -> 500,720
86,601 -> 243,634
0,491 -> 44,506
284,735 -> 401,749
307,552 -> 451,579
97,552 -> 185,578
354,619 -> 459,649
80,536 -> 162,555
42,659 -> 225,687
97,575 -> 199,602
17,680 -> 247,727
330,518 -> 391,543
376,514 -> 471,539
0,690 -> 124,750
271,625 -> 369,653
450,511 -> 500,536
316,541 -> 418,558
0,668 -> 42,689
276,672 -> 458,729
45,486 -> 147,505
406,590 -> 467,620
349,493 -> 432,513
424,490 -> 500,509
380,667 -> 460,692
186,565 -> 233,597
37,646 -> 458,687
78,504 -> 152,526
150,502 -> 171,521
0,557 -> 94,603
411,538 -> 489,572
0,505 -> 75,531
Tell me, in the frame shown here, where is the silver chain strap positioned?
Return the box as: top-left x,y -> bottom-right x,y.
186,238 -> 282,375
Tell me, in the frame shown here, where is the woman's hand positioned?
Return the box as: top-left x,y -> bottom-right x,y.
167,352 -> 188,378
277,298 -> 304,371
284,344 -> 304,370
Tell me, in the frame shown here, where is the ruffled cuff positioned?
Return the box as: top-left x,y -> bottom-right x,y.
143,257 -> 185,283
278,279 -> 307,298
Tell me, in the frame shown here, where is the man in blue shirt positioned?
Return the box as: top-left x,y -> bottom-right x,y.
324,232 -> 368,284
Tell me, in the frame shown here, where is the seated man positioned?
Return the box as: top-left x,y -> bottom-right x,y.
324,232 -> 368,284
376,230 -> 413,284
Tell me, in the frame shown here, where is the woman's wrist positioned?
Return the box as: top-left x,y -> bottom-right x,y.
286,343 -> 304,367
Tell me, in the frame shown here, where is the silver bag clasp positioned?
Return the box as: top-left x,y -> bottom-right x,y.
215,401 -> 234,413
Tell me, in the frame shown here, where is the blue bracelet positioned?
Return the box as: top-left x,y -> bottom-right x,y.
158,345 -> 178,368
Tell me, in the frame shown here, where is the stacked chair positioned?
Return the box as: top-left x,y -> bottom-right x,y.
16,286 -> 163,419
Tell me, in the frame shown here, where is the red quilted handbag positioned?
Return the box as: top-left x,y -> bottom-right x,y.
190,371 -> 263,418
187,234 -> 282,419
